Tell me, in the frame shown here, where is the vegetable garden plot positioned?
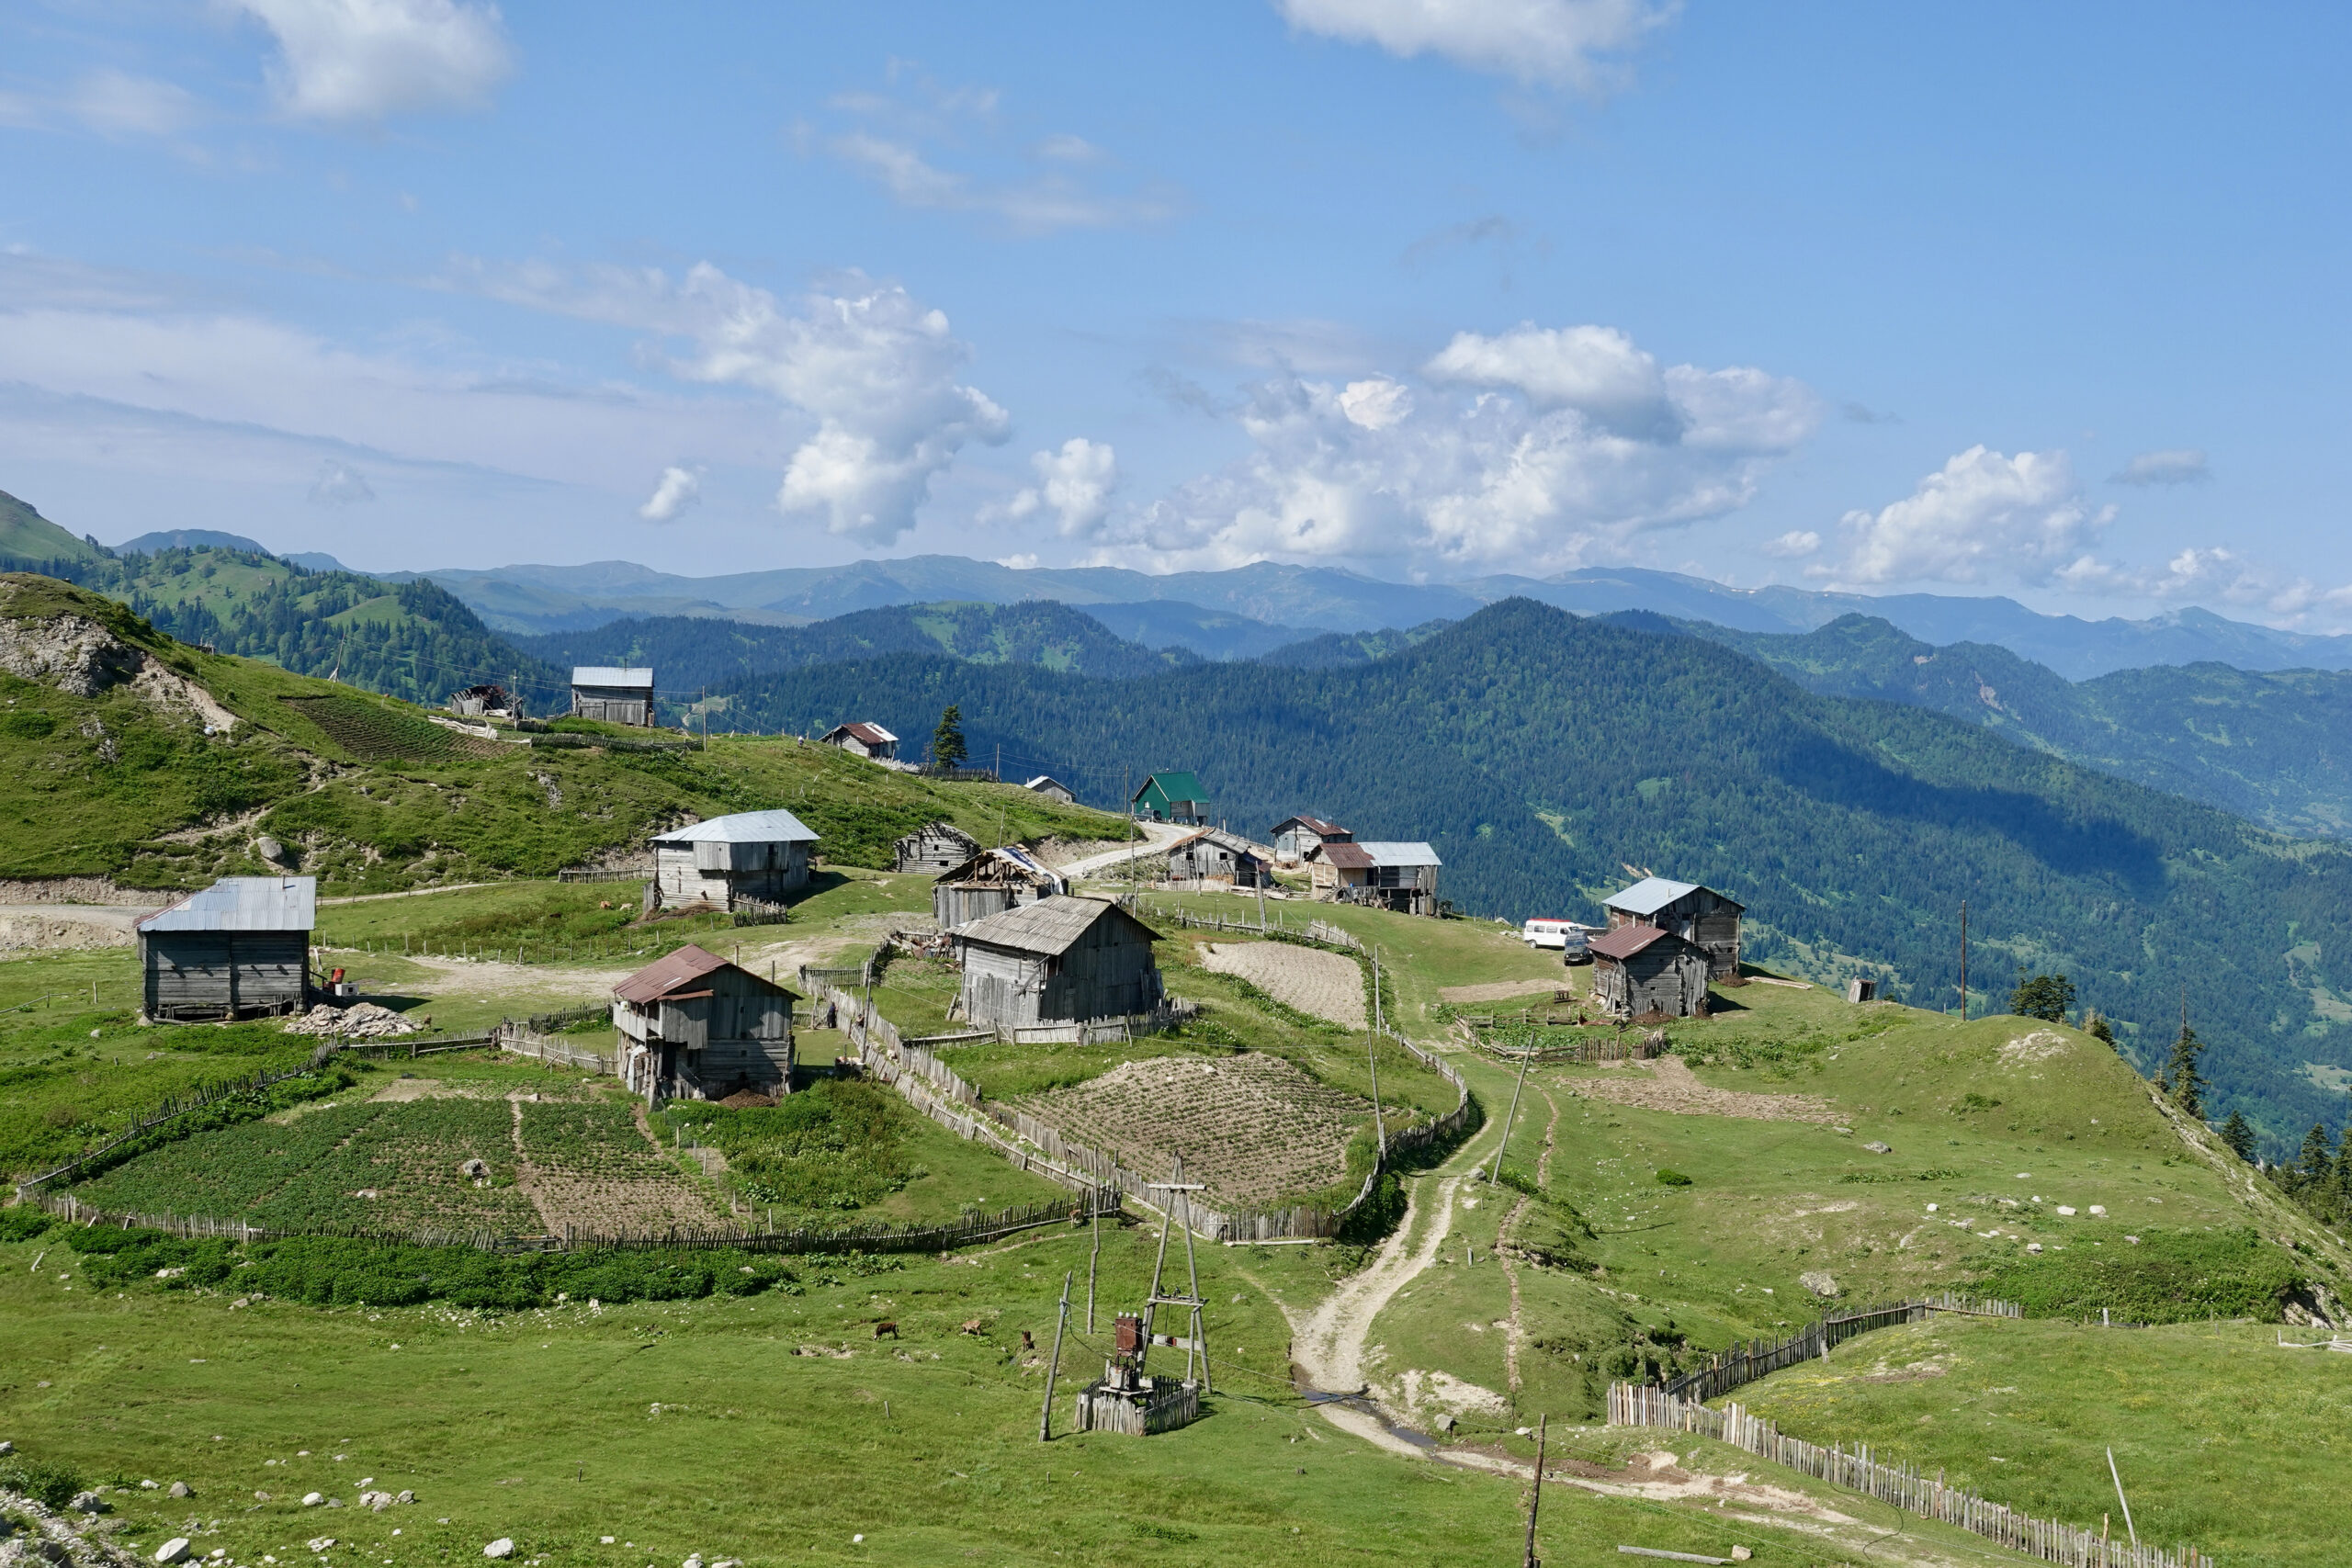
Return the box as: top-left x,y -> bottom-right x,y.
1020,1053 -> 1374,1207
514,1099 -> 720,1234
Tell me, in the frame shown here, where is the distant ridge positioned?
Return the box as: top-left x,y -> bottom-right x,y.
117,528 -> 276,555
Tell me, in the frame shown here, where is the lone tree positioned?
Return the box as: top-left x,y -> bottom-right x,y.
2218,1109 -> 2256,1163
932,704 -> 968,772
2009,971 -> 2075,1024
2165,1016 -> 2207,1119
2084,1010 -> 2117,1048
2293,1122 -> 2336,1189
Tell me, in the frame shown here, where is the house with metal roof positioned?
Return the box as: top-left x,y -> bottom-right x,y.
1269,815 -> 1351,864
650,808 -> 820,910
570,666 -> 655,727
933,845 -> 1068,930
1130,771 -> 1208,825
136,875 -> 314,1021
1589,921 -> 1712,1020
612,943 -> 798,1104
1306,840 -> 1442,916
1167,827 -> 1272,890
820,720 -> 899,761
951,895 -> 1163,1027
1602,877 -> 1745,978
1023,774 -> 1075,805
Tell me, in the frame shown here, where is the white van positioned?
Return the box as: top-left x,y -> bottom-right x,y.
1522,918 -> 1593,958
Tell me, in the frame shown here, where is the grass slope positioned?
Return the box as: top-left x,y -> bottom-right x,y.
0,490 -> 105,566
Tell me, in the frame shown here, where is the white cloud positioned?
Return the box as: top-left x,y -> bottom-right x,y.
2109,447 -> 2211,486
1829,446 -> 2110,587
235,0 -> 513,123
68,71 -> 202,138
1111,322 -> 1815,572
1762,529 -> 1819,558
308,458 -> 374,503
638,465 -> 700,522
1276,0 -> 1678,89
996,438 -> 1118,536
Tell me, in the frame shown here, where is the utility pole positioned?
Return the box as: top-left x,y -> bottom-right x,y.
1491,1047 -> 1532,1185
1521,1414 -> 1547,1568
1039,1269 -> 1071,1443
1367,1035 -> 1387,1161
1959,898 -> 1968,1021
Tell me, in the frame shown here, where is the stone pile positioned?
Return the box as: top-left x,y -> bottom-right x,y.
283,1003 -> 420,1039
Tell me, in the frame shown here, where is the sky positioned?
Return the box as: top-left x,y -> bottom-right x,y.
1,1 -> 2348,626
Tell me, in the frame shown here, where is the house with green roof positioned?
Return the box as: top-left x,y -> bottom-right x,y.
1131,770 -> 1208,825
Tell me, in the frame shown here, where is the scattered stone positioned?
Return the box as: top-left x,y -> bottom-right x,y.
484,1540 -> 514,1560
360,1492 -> 392,1511
1732,1550 -> 1754,1562
284,1002 -> 418,1039
1862,1141 -> 1892,1155
396,1492 -> 414,1506
2027,1243 -> 2044,1253
2088,1204 -> 2107,1215
1832,1126 -> 1853,1135
1799,1270 -> 1840,1298
156,1540 -> 193,1564
167,1482 -> 190,1498
307,1540 -> 336,1554
323,1497 -> 343,1508
683,1555 -> 703,1568
0,1440 -> 11,1454
141,1481 -> 160,1491
254,1493 -> 271,1502
458,1159 -> 490,1180
71,1489 -> 108,1514
2056,1205 -> 2076,1216
301,1494 -> 323,1507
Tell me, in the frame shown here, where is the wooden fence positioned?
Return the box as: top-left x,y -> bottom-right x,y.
1464,1028 -> 1657,1064
1661,1292 -> 2020,1403
1073,1378 -> 1201,1435
1608,1385 -> 2208,1568
496,1024 -> 613,1075
1136,898 -> 1365,957
555,868 -> 649,884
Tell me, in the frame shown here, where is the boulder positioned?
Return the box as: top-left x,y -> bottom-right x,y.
458,1158 -> 491,1180
155,1540 -> 193,1565
1799,1270 -> 1839,1298
301,1493 -> 324,1507
167,1481 -> 190,1498
255,836 -> 288,866
306,1540 -> 336,1554
70,1490 -> 107,1514
1862,1141 -> 1892,1155
484,1540 -> 515,1560
396,1492 -> 414,1506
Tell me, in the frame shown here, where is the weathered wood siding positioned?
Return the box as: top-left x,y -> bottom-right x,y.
653,840 -> 811,907
141,931 -> 308,1019
1595,944 -> 1710,1019
623,964 -> 796,1100
935,883 -> 1054,929
571,684 -> 651,726
1609,887 -> 1743,978
957,924 -> 1162,1027
895,824 -> 979,874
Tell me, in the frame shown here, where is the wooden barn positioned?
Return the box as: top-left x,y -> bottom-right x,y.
570,666 -> 655,727
650,809 -> 819,909
136,875 -> 314,1021
1269,815 -> 1350,864
895,819 -> 980,873
820,721 -> 899,761
933,845 -> 1068,930
1589,922 -> 1712,1020
1130,771 -> 1208,825
1306,840 -> 1442,916
1166,827 -> 1272,889
612,944 -> 798,1104
1602,878 -> 1745,978
1024,774 -> 1076,805
952,896 -> 1164,1027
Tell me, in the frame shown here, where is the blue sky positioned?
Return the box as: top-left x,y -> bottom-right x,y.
1,1 -> 2346,626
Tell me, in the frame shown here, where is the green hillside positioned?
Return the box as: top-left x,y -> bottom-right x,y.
0,572 -> 1125,893
1677,611 -> 2352,839
0,489 -> 107,566
700,598 -> 2352,1153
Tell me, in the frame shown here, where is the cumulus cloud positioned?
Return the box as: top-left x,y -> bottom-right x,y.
1762,529 -> 1819,558
1110,321 -> 1815,572
308,458 -> 374,503
638,465 -> 700,522
1276,0 -> 1677,89
1830,446 -> 2110,587
995,438 -> 1118,536
2109,447 -> 2211,486
236,0 -> 513,123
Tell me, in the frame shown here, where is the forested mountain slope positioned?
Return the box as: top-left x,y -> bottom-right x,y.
708,598 -> 2352,1152
1671,613 -> 2352,840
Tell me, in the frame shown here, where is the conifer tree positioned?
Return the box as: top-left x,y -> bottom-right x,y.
2084,1010 -> 2116,1048
2219,1109 -> 2256,1163
2294,1122 -> 2335,1189
931,704 -> 967,772
2008,971 -> 2075,1023
2165,1016 -> 2206,1119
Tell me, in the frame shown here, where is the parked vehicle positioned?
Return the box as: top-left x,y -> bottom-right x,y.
1521,917 -> 1595,960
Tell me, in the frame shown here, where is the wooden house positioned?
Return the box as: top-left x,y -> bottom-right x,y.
933,845 -> 1067,930
1602,878 -> 1745,978
1306,840 -> 1442,916
895,819 -> 980,874
952,896 -> 1163,1027
570,667 -> 655,727
650,809 -> 819,909
1269,815 -> 1350,865
612,944 -> 798,1104
1130,771 -> 1208,825
820,721 -> 899,761
448,682 -> 511,719
1589,923 -> 1712,1020
1024,774 -> 1076,805
136,875 -> 314,1021
1166,827 -> 1272,889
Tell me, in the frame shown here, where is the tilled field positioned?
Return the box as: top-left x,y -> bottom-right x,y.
514,1098 -> 719,1234
1198,940 -> 1366,1028
1021,1053 -> 1373,1206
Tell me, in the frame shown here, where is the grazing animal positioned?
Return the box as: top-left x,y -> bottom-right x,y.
873,1321 -> 899,1340
1020,1330 -> 1035,1352
960,1317 -> 985,1336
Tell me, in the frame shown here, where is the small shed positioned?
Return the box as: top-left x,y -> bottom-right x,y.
137,875 -> 314,1021
571,667 -> 655,727
650,809 -> 820,909
953,896 -> 1164,1027
933,845 -> 1068,930
1024,774 -> 1076,805
820,721 -> 899,760
1589,923 -> 1712,1020
612,944 -> 798,1104
1307,840 -> 1442,916
1602,878 -> 1745,978
895,820 -> 980,873
1270,815 -> 1351,864
1166,828 -> 1272,889
1131,771 -> 1208,825
448,682 -> 510,719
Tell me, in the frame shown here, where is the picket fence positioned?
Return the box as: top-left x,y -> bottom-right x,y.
1662,1292 -> 2019,1403
1136,897 -> 1365,956
496,1024 -> 613,1075
1608,1385 -> 2209,1568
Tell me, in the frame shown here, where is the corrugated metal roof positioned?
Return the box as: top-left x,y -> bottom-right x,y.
1272,815 -> 1350,838
937,845 -> 1067,890
952,895 -> 1154,957
137,875 -> 315,933
1315,841 -> 1375,870
1604,877 -> 1701,916
650,808 -> 820,845
824,721 -> 897,746
1178,828 -> 1269,860
1589,923 -> 1689,961
613,943 -> 796,1004
571,667 -> 654,689
1358,840 -> 1442,868
1136,770 -> 1206,802
1024,774 -> 1069,793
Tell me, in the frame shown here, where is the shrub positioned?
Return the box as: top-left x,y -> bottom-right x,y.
0,1209 -> 53,1242
0,1458 -> 83,1510
1656,1168 -> 1692,1186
